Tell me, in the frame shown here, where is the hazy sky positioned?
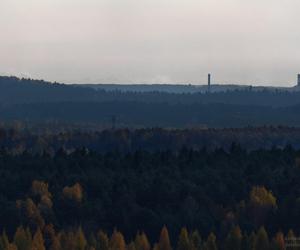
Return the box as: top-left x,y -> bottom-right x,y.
1,0 -> 300,86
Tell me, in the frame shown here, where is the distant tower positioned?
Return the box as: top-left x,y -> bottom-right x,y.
208,73 -> 211,92
298,74 -> 300,86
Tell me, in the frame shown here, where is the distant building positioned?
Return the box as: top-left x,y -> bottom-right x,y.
298,74 -> 300,86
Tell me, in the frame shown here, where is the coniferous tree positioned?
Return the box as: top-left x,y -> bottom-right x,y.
157,226 -> 172,250
96,231 -> 109,250
32,228 -> 45,250
14,227 -> 32,250
286,230 -> 298,250
274,232 -> 285,250
249,186 -> 277,227
254,227 -> 269,250
0,231 -> 10,250
224,226 -> 242,250
75,227 -> 87,250
135,232 -> 150,250
203,233 -> 217,250
189,230 -> 202,250
177,228 -> 191,250
110,230 -> 126,250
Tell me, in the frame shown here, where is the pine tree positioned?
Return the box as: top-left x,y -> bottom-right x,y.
249,186 -> 277,227
0,231 -> 10,250
32,228 -> 46,250
14,227 -> 32,250
177,228 -> 191,250
157,226 -> 172,250
110,230 -> 126,250
224,226 -> 242,250
135,232 -> 150,250
189,230 -> 202,250
203,233 -> 217,250
254,227 -> 269,250
286,230 -> 297,250
274,232 -> 285,250
96,231 -> 109,250
75,227 -> 87,250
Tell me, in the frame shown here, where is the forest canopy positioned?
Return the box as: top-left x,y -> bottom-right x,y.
1,76 -> 300,127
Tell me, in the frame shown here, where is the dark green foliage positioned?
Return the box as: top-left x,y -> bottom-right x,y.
0,145 -> 299,241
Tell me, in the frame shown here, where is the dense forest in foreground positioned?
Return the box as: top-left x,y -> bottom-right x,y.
0,146 -> 300,248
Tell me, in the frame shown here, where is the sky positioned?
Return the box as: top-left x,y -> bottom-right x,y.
0,0 -> 300,86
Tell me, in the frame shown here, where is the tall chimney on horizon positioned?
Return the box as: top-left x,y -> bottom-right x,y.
208,73 -> 211,92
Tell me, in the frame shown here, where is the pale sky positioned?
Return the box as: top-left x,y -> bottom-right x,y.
0,0 -> 300,86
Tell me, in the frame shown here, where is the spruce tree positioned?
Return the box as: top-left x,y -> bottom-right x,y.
254,227 -> 269,250
135,232 -> 150,250
110,230 -> 126,250
203,233 -> 217,250
96,231 -> 109,250
0,231 -> 10,250
32,228 -> 46,250
157,226 -> 172,250
177,228 -> 191,250
224,226 -> 242,250
14,227 -> 32,250
189,230 -> 202,250
75,227 -> 87,250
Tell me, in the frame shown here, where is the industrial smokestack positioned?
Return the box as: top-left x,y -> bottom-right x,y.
208,73 -> 211,92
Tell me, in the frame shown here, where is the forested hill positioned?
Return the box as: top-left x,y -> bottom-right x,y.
0,76 -> 299,106
2,76 -> 300,127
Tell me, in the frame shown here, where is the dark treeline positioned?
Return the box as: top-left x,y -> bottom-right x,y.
0,76 -> 299,107
4,101 -> 300,127
1,146 -> 300,244
3,126 -> 300,154
3,76 -> 300,127
0,223 -> 292,250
